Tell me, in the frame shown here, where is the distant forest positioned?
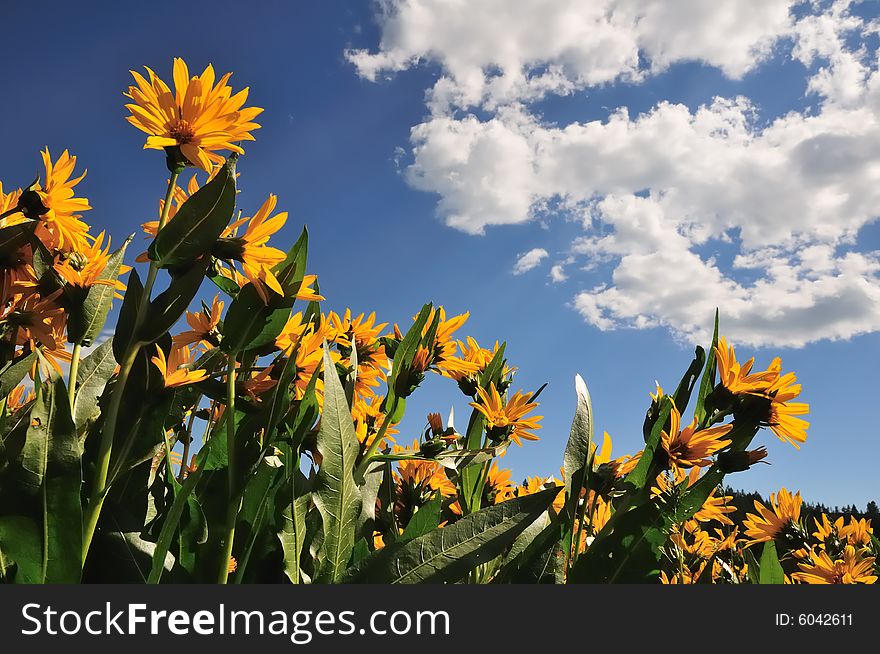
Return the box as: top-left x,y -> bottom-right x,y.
722,488 -> 879,526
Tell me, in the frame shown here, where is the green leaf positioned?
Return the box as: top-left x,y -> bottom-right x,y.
139,257 -> 210,344
21,372 -> 82,583
0,351 -> 37,399
624,396 -> 673,490
561,374 -> 594,560
0,516 -> 42,583
671,346 -> 705,418
112,268 -> 143,362
758,540 -> 785,584
221,228 -> 309,354
279,493 -> 310,585
71,339 -> 116,431
313,346 -> 362,583
0,222 -> 35,254
344,488 -> 559,584
67,235 -> 132,346
148,157 -> 237,268
568,500 -> 666,583
694,310 -> 720,425
399,496 -> 442,542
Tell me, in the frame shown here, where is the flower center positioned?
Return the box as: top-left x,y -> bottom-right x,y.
169,119 -> 196,145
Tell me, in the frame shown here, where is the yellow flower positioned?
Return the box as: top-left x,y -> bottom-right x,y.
151,343 -> 208,388
792,546 -> 877,584
483,462 -> 515,505
714,336 -> 780,395
840,517 -> 873,548
173,294 -> 224,349
470,383 -> 542,446
54,231 -> 130,296
660,404 -> 732,470
216,194 -> 288,303
125,58 -> 263,171
27,149 -> 92,253
743,488 -> 803,545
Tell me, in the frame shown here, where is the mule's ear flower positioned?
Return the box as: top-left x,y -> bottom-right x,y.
151,343 -> 208,388
469,383 -> 542,447
743,487 -> 805,547
17,149 -> 92,252
125,58 -> 263,171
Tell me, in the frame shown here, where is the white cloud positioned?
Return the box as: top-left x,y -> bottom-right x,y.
348,0 -> 800,112
550,264 -> 568,283
351,0 -> 880,347
513,247 -> 549,274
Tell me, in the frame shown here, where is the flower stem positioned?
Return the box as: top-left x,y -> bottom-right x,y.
217,356 -> 240,584
67,342 -> 82,413
80,171 -> 179,567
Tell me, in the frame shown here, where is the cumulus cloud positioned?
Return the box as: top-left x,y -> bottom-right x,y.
550,264 -> 568,283
513,247 -> 549,275
350,0 -> 880,347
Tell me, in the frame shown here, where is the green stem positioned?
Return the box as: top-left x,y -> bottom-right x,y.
67,342 -> 82,413
217,356 -> 239,584
355,397 -> 396,479
80,171 -> 179,566
177,405 -> 198,482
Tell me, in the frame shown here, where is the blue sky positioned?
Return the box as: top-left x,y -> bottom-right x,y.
3,1 -> 878,507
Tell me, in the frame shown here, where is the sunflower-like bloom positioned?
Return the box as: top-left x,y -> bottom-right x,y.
792,546 -> 877,584
214,194 -> 287,302
5,290 -> 66,351
328,309 -> 389,400
125,58 -> 263,171
55,231 -> 129,297
242,365 -> 278,402
439,336 -> 512,385
151,343 -> 208,388
0,182 -> 23,225
714,336 -> 780,395
470,383 -> 542,446
660,404 -> 732,469
352,394 -> 398,449
274,313 -> 338,404
483,462 -> 515,505
23,149 -> 92,253
840,517 -> 873,547
6,384 -> 36,413
743,488 -> 803,545
173,294 -> 224,349
393,440 -> 456,524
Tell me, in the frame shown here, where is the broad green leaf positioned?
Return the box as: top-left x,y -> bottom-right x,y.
22,373 -> 82,583
67,235 -> 132,346
561,374 -> 594,563
139,257 -> 210,344
0,351 -> 37,399
695,310 -> 720,425
671,347 -> 705,418
345,488 -> 558,584
148,157 -> 237,267
399,496 -> 442,542
112,268 -> 143,362
568,500 -> 665,583
624,396 -> 673,490
758,540 -> 785,584
279,493 -> 310,585
72,339 -> 116,431
313,346 -> 362,583
0,516 -> 41,583
0,222 -> 34,254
